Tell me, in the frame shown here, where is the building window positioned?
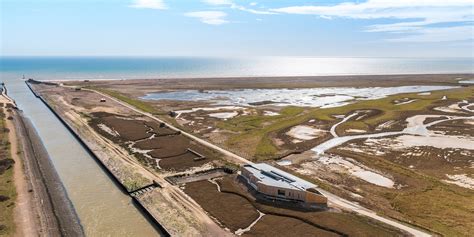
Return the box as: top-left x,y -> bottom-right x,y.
277,189 -> 285,196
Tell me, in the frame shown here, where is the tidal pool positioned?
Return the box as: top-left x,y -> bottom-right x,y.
141,86 -> 456,108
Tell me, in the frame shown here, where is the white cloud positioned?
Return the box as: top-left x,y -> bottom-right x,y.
185,11 -> 229,25
271,0 -> 474,42
202,0 -> 275,15
129,0 -> 166,10
388,25 -> 474,42
250,2 -> 258,6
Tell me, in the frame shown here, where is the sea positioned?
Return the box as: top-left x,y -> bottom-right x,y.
1,56 -> 473,81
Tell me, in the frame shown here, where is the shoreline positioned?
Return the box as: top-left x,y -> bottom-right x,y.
58,74 -> 473,92
38,72 -> 472,83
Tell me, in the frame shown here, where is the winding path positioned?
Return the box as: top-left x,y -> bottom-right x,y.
330,112 -> 359,137
313,108 -> 474,155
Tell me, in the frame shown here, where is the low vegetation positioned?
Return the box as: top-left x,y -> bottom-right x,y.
333,148 -> 474,236
0,107 -> 16,236
87,87 -> 163,115
220,86 -> 474,160
89,84 -> 473,161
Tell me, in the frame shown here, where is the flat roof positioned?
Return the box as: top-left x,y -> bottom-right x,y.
243,163 -> 316,191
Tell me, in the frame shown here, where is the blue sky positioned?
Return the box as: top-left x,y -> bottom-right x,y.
1,0 -> 473,57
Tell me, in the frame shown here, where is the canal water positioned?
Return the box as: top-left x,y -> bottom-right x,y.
2,77 -> 160,236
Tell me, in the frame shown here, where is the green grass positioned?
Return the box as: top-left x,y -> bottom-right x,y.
0,108 -> 16,236
391,185 -> 474,236
333,148 -> 474,236
217,106 -> 308,160
0,169 -> 16,236
88,87 -> 163,115
218,86 -> 474,160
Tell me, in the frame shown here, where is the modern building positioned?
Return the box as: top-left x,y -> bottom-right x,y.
240,163 -> 327,208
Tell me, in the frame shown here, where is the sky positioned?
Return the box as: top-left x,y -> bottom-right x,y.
1,0 -> 473,57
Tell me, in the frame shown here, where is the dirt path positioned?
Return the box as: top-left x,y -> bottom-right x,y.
2,100 -> 39,236
330,112 -> 359,137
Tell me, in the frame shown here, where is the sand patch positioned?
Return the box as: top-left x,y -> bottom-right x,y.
286,125 -> 326,141
395,99 -> 416,105
208,111 -> 238,119
465,120 -> 474,126
445,174 -> 474,189
417,92 -> 431,96
175,106 -> 245,116
97,123 -> 120,137
263,111 -> 280,116
434,102 -> 466,114
302,155 -> 395,188
395,135 -> 474,150
459,80 -> 474,84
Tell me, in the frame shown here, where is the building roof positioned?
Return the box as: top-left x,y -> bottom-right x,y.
243,163 -> 317,191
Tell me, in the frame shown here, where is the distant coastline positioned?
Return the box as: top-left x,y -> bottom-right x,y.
1,57 -> 473,81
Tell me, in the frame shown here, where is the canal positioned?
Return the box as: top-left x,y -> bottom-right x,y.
3,77 -> 159,236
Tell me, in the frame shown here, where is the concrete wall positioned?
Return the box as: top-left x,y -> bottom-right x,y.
305,191 -> 328,204
256,182 -> 306,202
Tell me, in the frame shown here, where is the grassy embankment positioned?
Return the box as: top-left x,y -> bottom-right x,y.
0,105 -> 16,235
